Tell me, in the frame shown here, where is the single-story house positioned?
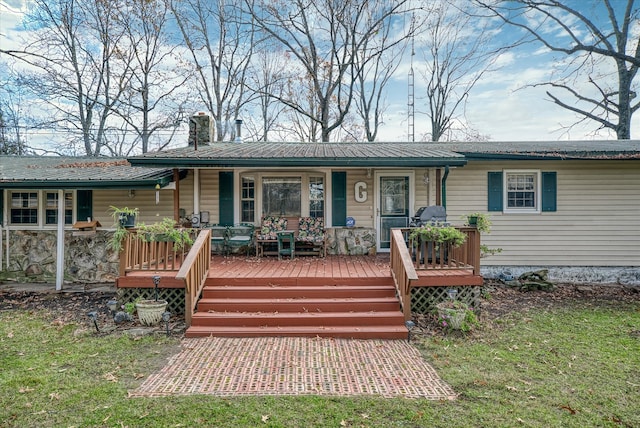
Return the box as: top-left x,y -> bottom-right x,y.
1,136 -> 639,287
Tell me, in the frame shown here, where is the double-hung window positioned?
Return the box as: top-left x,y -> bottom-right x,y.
241,177 -> 255,223
45,192 -> 73,225
504,170 -> 540,213
10,192 -> 38,224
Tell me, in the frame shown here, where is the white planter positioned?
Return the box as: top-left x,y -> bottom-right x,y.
136,299 -> 168,326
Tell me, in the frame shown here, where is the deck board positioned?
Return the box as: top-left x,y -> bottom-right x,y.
118,254 -> 482,288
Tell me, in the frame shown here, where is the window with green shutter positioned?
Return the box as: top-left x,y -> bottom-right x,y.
331,171 -> 347,227
76,190 -> 93,222
491,170 -> 557,214
487,172 -> 503,212
219,171 -> 234,226
541,172 -> 557,212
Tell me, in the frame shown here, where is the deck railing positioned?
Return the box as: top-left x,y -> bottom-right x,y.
390,226 -> 481,320
176,229 -> 211,327
118,228 -> 198,276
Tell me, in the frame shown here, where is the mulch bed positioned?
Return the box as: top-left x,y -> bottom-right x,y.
1,281 -> 638,336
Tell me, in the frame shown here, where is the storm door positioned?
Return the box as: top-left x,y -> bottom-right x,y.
376,174 -> 412,251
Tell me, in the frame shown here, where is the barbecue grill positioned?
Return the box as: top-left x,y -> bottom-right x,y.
409,205 -> 447,227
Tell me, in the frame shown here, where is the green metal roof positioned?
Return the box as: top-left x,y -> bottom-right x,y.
0,157 -> 174,189
424,140 -> 640,160
127,142 -> 468,167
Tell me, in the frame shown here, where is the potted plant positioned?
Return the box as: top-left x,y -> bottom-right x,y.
462,212 -> 492,232
109,205 -> 139,228
461,212 -> 503,258
136,217 -> 194,251
435,300 -> 479,332
409,223 -> 467,248
108,206 -> 140,252
135,275 -> 168,326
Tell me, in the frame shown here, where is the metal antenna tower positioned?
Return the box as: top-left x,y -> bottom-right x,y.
408,17 -> 415,142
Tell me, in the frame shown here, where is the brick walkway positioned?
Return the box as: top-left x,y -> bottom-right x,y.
130,337 -> 456,399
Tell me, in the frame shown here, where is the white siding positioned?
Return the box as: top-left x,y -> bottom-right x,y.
93,189 -> 176,227
199,169 -> 220,224
445,160 -> 640,266
346,169 -> 374,228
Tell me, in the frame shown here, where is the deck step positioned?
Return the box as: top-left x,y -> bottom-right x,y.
187,279 -> 407,340
185,325 -> 409,340
205,277 -> 395,287
196,297 -> 401,313
190,310 -> 405,327
202,284 -> 397,299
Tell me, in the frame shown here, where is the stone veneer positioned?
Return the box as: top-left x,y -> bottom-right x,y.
0,230 -> 119,284
326,227 -> 377,256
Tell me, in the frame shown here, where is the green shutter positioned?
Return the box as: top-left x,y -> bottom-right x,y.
331,171 -> 347,227
541,171 -> 557,212
0,189 -> 4,225
76,190 -> 92,221
219,171 -> 234,226
487,172 -> 503,212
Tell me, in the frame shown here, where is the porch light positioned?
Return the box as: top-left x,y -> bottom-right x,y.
87,311 -> 99,332
106,299 -> 118,315
152,275 -> 161,301
162,311 -> 171,336
405,320 -> 416,342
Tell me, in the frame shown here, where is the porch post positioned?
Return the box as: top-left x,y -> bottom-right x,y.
193,168 -> 200,216
55,189 -> 65,291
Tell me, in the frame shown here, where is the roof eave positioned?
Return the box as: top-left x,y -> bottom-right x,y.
127,157 -> 468,168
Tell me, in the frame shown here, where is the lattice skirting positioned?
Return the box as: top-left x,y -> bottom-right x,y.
411,286 -> 481,314
117,288 -> 185,314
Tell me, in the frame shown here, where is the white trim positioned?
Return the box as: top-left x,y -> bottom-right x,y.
237,169 -> 330,224
7,189 -> 77,229
503,169 -> 541,214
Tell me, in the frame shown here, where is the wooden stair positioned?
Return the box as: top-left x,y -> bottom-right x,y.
185,277 -> 409,339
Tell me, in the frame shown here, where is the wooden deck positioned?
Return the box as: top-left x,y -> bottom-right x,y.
117,254 -> 479,288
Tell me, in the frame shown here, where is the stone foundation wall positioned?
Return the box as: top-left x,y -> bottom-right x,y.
0,230 -> 119,284
326,227 -> 376,255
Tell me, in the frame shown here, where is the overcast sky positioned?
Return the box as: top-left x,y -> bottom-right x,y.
1,0 -> 638,147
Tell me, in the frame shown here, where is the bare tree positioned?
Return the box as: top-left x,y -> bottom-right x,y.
353,7 -> 415,142
170,0 -> 255,142
18,0 -> 133,155
477,0 -> 640,140
113,0 -> 190,154
247,0 -> 412,142
417,1 -> 498,142
243,49 -> 290,142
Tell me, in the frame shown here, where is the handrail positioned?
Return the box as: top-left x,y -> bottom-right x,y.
119,228 -> 197,274
391,226 -> 481,321
390,229 -> 418,321
402,227 -> 480,273
176,229 -> 211,327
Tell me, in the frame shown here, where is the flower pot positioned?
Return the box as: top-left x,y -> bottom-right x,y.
119,213 -> 137,228
467,216 -> 478,227
436,303 -> 467,330
135,299 -> 168,326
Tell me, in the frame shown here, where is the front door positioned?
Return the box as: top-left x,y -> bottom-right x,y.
376,173 -> 412,252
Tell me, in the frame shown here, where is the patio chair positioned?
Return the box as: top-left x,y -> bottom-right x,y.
255,216 -> 288,257
208,224 -> 229,255
227,224 -> 255,256
296,216 -> 326,257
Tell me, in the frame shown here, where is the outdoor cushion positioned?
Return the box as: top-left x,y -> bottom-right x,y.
296,217 -> 325,244
257,216 -> 288,240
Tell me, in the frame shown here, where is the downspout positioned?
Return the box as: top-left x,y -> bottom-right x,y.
441,166 -> 450,209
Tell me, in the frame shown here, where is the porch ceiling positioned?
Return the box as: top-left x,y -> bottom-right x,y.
127,142 -> 467,168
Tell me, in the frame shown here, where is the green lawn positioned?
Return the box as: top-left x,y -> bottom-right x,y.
1,302 -> 638,427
